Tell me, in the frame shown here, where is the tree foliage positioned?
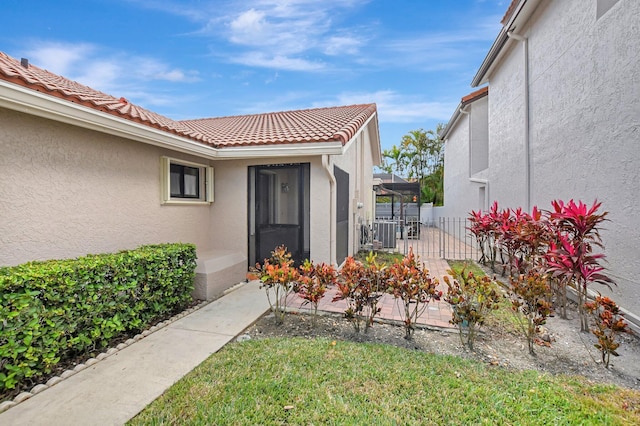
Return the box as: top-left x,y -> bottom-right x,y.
381,125 -> 445,205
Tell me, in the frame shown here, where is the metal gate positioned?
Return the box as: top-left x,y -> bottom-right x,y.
362,217 -> 480,261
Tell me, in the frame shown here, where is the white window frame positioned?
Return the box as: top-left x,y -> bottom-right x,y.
161,156 -> 214,205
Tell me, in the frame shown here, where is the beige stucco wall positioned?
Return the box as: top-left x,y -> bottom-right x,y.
205,156 -> 332,265
1,105 -> 378,275
211,121 -> 378,268
0,107 -> 216,266
333,120 -> 378,261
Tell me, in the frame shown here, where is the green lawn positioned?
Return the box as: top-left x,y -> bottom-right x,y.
447,259 -> 523,332
447,259 -> 487,277
129,338 -> 640,425
355,250 -> 404,265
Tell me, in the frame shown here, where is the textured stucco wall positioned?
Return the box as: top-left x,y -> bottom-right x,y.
333,128 -> 376,260
485,0 -> 640,315
0,108 -> 215,266
1,103 -> 379,271
487,41 -> 528,209
441,97 -> 489,220
205,156 -> 332,265
211,126 -> 376,268
470,99 -> 489,175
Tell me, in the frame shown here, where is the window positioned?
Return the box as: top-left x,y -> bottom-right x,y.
171,163 -> 200,198
161,157 -> 213,204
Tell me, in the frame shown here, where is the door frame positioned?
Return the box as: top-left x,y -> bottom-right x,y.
247,163 -> 310,266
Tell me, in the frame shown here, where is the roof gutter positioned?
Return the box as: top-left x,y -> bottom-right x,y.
213,142 -> 343,159
0,79 -> 221,160
0,80 -> 347,160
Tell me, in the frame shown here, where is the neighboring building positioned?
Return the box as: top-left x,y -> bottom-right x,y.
440,0 -> 640,319
0,52 -> 381,299
439,86 -> 489,217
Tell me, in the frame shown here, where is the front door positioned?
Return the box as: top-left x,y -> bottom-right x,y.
248,164 -> 310,266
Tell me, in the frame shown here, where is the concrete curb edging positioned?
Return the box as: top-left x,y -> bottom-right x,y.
0,292 -> 228,415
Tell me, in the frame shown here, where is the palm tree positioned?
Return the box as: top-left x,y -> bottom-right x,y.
399,126 -> 444,205
381,145 -> 408,177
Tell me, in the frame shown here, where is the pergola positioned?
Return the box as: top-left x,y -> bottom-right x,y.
374,180 -> 421,221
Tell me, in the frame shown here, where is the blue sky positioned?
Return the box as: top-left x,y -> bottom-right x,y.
1,0 -> 506,152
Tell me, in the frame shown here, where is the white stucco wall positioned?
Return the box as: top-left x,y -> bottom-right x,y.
485,0 -> 640,315
470,99 -> 489,176
0,107 -> 216,266
441,96 -> 489,220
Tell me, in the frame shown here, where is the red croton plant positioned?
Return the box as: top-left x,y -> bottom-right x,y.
545,200 -> 613,331
584,295 -> 629,368
333,253 -> 386,333
387,247 -> 442,340
248,245 -> 299,325
296,260 -> 337,326
467,199 -> 627,358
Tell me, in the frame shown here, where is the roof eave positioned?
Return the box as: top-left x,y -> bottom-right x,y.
0,80 -> 350,160
439,104 -> 463,140
213,142 -> 344,159
0,79 -> 221,160
369,112 -> 383,166
340,110 -> 382,165
471,0 -> 541,87
440,88 -> 488,140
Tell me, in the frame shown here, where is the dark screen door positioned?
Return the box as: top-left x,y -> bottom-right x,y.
334,166 -> 349,265
249,164 -> 310,266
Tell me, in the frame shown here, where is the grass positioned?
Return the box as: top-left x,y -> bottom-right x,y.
129,338 -> 640,425
355,250 -> 404,265
447,259 -> 524,333
447,259 -> 487,277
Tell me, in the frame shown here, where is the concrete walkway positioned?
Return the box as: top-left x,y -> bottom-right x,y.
0,282 -> 269,426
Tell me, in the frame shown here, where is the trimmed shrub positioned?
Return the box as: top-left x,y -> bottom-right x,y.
0,243 -> 196,393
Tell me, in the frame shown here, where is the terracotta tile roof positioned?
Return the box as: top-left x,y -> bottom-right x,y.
0,52 -> 211,145
0,51 -> 376,149
501,0 -> 521,25
461,86 -> 488,104
180,104 -> 377,147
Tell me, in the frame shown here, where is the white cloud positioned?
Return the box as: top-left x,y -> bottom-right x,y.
324,36 -> 362,56
187,0 -> 367,70
315,90 -> 456,123
23,41 -> 200,107
26,43 -> 94,76
230,52 -> 325,72
229,8 -> 267,42
27,42 -> 199,85
265,72 -> 279,84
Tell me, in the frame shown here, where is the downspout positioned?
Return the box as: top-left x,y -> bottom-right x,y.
507,30 -> 531,211
459,106 -> 471,178
322,154 -> 336,265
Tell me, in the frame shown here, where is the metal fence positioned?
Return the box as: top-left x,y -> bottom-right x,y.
361,216 -> 480,261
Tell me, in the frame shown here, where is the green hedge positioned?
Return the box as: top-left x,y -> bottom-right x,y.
0,243 -> 197,392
